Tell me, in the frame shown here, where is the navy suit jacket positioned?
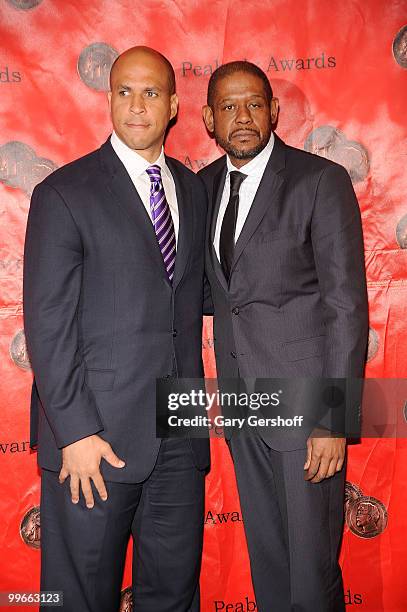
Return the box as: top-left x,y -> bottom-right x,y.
24,139 -> 209,482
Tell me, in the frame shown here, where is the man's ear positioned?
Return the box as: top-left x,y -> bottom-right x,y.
107,91 -> 112,111
170,94 -> 179,121
202,105 -> 214,133
270,97 -> 279,125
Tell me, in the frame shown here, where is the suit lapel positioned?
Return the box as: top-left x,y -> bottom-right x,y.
166,157 -> 193,291
209,162 -> 229,292
99,139 -> 171,287
210,163 -> 227,244
230,135 -> 286,275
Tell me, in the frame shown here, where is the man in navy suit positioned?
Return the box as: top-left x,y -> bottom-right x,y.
24,46 -> 209,612
200,61 -> 368,611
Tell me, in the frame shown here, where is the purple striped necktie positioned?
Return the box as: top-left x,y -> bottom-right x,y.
146,164 -> 176,283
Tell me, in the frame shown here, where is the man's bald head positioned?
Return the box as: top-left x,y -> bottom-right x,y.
109,46 -> 176,95
107,44 -> 178,161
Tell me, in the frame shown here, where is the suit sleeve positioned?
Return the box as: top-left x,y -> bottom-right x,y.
311,164 -> 369,378
23,182 -> 104,449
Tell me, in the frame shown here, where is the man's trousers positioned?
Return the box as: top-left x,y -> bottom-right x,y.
229,434 -> 346,612
40,438 -> 205,612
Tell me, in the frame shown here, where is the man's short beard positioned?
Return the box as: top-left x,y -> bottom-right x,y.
215,131 -> 271,160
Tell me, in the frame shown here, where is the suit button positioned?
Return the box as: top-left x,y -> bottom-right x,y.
232,307 -> 239,315
230,351 -> 237,359
172,329 -> 177,337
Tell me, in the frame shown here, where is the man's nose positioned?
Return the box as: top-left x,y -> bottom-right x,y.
235,106 -> 252,124
129,94 -> 146,114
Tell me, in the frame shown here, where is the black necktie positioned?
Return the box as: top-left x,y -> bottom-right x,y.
219,170 -> 247,283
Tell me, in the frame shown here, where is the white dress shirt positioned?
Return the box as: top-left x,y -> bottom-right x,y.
214,133 -> 275,260
110,131 -> 179,243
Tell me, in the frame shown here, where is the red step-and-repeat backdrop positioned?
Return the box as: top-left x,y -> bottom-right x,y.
1,0 -> 406,610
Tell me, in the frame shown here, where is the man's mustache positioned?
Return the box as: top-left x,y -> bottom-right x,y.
230,128 -> 260,138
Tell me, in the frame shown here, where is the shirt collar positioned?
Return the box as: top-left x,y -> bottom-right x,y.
226,131 -> 275,179
110,131 -> 168,179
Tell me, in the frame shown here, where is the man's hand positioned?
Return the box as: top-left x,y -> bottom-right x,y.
304,432 -> 345,483
59,435 -> 125,508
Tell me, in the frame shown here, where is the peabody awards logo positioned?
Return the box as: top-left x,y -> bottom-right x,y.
345,482 -> 388,539
6,0 -> 42,8
78,43 -> 119,92
205,509 -> 243,526
120,587 -> 133,612
10,329 -> 31,371
0,141 -> 57,197
366,327 -> 379,362
393,25 -> 407,69
20,506 -> 41,549
0,66 -> 22,83
214,597 -> 257,610
304,126 -> 369,183
396,213 -> 407,249
267,51 -> 336,72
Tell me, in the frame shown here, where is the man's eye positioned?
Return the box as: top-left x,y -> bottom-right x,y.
223,105 -> 234,111
119,90 -> 129,96
249,103 -> 261,108
146,91 -> 158,97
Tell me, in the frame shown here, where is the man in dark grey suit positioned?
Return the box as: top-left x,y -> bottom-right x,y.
24,46 -> 209,612
200,61 -> 368,611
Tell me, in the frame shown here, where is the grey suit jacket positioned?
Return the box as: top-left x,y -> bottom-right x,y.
199,135 -> 368,449
24,139 -> 209,482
